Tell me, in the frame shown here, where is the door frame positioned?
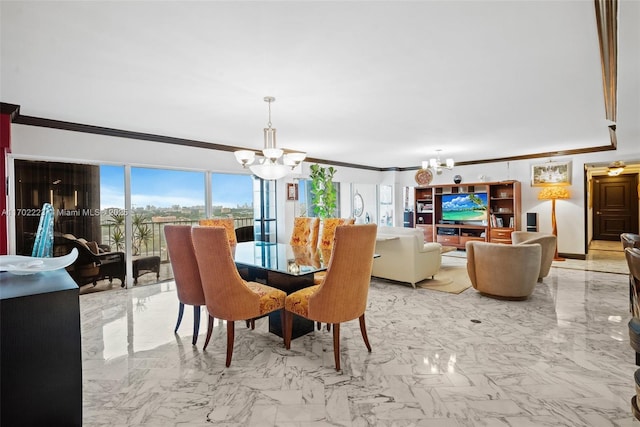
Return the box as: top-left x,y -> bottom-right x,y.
584,162 -> 640,254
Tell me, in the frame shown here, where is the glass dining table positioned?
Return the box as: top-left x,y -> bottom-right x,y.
233,241 -> 330,339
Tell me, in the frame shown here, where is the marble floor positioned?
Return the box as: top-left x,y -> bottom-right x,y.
79,243 -> 636,426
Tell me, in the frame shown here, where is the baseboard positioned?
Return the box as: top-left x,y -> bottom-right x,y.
558,252 -> 586,260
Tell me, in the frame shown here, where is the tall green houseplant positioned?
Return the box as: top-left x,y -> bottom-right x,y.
310,164 -> 337,219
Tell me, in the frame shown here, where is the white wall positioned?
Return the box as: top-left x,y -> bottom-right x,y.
394,148 -> 638,257
9,122 -> 639,256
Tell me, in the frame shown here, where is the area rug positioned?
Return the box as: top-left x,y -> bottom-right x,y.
416,264 -> 471,294
442,249 -> 467,259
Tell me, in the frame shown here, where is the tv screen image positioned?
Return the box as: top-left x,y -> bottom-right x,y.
441,193 -> 488,222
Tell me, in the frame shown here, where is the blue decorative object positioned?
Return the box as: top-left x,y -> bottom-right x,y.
31,203 -> 54,258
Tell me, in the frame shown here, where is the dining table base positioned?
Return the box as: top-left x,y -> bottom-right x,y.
238,266 -> 316,339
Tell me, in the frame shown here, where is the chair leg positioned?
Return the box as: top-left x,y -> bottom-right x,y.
226,321 -> 235,367
284,309 -> 293,350
359,314 -> 372,352
192,305 -> 201,346
317,321 -> 321,330
203,315 -> 214,350
326,323 -> 331,332
174,302 -> 185,333
332,323 -> 341,371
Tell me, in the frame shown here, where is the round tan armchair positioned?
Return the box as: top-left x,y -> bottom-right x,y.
511,231 -> 557,281
466,240 -> 541,300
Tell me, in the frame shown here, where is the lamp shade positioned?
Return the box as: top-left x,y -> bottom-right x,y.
249,163 -> 290,180
538,187 -> 571,200
234,150 -> 255,164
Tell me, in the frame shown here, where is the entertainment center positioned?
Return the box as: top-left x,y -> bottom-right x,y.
414,180 -> 521,248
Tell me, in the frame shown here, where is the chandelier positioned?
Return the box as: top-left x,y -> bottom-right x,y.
234,96 -> 306,180
422,150 -> 454,175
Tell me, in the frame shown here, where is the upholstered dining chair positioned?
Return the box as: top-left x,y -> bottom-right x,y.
291,245 -> 321,269
198,218 -> 237,246
235,225 -> 255,243
511,231 -> 557,281
317,218 -> 356,250
164,225 -> 211,346
283,223 -> 378,371
290,217 -> 320,247
314,218 -> 355,287
191,226 -> 287,367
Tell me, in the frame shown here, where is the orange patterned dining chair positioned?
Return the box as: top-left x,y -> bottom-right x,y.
283,224 -> 378,371
164,225 -> 212,346
191,226 -> 287,367
317,218 -> 356,250
291,245 -> 321,269
290,217 -> 320,247
198,218 -> 237,247
314,218 -> 355,287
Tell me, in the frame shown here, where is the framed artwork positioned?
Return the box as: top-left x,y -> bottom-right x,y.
286,183 -> 298,201
531,161 -> 571,186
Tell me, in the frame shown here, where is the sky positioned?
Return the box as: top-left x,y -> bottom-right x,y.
99,166 -> 253,209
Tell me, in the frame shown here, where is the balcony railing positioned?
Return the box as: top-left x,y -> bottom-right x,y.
100,217 -> 254,262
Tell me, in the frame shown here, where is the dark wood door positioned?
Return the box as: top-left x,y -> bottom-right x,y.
593,174 -> 639,240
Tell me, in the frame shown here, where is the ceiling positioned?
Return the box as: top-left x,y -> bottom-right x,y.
1,1 -> 637,170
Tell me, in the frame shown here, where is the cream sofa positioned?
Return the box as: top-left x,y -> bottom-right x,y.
371,226 -> 442,288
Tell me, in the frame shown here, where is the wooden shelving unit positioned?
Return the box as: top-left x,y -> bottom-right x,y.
414,187 -> 434,242
414,181 -> 521,248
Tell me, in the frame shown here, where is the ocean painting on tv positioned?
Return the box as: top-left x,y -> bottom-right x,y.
441,193 -> 488,222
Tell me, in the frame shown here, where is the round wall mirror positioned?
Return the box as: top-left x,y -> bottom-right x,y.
353,192 -> 364,217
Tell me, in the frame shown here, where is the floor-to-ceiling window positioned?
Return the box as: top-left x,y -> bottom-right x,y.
254,178 -> 277,242
211,173 -> 254,223
13,159 -> 285,284
99,165 -> 125,251
130,167 -> 206,260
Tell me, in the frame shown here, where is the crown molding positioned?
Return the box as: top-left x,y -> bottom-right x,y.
1,102 -> 618,172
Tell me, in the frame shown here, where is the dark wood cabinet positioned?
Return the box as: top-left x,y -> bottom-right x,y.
14,159 -> 101,256
0,269 -> 82,426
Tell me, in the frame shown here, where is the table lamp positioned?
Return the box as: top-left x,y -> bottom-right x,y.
538,186 -> 571,261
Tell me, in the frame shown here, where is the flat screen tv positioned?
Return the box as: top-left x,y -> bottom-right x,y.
441,193 -> 488,222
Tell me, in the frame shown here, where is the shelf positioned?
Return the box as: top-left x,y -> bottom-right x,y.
414,180 -> 521,247
436,224 -> 485,229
